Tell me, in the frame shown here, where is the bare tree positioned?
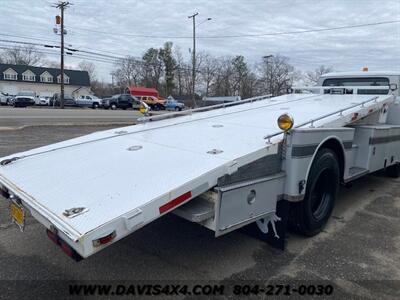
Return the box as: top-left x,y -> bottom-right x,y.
305,65 -> 334,85
113,56 -> 142,89
173,47 -> 185,96
211,56 -> 234,97
200,53 -> 219,97
43,60 -> 60,68
258,55 -> 298,96
78,60 -> 97,81
1,45 -> 44,66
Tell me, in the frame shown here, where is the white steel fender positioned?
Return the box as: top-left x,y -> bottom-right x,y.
283,128 -> 354,201
303,135 -> 347,186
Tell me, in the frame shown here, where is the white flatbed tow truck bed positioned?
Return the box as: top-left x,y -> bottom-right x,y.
0,90 -> 396,259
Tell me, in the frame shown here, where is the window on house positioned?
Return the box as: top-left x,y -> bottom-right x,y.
23,74 -> 36,81
40,76 -> 53,83
4,73 -> 17,80
57,76 -> 69,84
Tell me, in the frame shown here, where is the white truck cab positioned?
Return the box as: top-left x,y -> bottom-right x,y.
318,71 -> 399,97
318,71 -> 400,123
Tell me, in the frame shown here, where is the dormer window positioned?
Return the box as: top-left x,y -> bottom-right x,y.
22,70 -> 36,82
3,68 -> 17,80
40,71 -> 53,83
57,74 -> 69,84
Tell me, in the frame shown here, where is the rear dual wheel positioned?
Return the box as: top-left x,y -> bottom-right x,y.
290,148 -> 340,236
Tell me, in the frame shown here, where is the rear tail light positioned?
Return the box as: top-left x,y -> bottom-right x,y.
46,229 -> 83,262
92,231 -> 117,247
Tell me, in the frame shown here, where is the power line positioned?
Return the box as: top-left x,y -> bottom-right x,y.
0,32 -> 138,59
0,33 -> 60,44
0,39 -> 126,62
70,19 -> 400,39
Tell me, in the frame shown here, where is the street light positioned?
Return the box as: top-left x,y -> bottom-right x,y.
198,17 -> 212,27
188,13 -> 212,107
263,55 -> 274,96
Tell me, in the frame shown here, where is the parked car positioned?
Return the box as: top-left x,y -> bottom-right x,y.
0,92 -> 8,106
137,95 -> 165,111
50,93 -> 77,107
101,94 -> 134,110
75,95 -> 102,109
165,97 -> 185,111
14,91 -> 37,107
35,96 -> 51,106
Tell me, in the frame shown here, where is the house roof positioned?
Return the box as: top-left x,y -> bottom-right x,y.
0,63 -> 90,86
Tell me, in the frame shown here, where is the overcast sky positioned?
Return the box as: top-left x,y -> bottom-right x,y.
1,0 -> 399,81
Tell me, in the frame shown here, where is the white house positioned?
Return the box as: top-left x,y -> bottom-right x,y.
0,64 -> 91,98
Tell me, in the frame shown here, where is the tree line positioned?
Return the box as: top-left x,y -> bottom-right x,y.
111,42 -> 303,101
0,44 -> 333,101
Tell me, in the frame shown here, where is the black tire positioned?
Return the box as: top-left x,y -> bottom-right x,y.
290,148 -> 340,236
175,107 -> 180,111
386,163 -> 400,178
110,103 -> 117,110
92,103 -> 99,109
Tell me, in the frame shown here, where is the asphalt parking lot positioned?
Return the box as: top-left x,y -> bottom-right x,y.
0,125 -> 399,299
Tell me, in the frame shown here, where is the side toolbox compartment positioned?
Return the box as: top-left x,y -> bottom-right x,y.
353,125 -> 400,172
174,173 -> 286,237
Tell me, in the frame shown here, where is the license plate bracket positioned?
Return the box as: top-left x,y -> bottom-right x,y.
10,201 -> 25,231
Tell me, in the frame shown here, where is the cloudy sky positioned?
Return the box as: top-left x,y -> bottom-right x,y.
1,0 -> 399,81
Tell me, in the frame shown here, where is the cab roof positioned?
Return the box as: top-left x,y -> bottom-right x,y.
321,71 -> 400,78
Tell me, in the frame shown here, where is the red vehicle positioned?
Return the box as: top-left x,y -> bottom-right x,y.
127,87 -> 165,110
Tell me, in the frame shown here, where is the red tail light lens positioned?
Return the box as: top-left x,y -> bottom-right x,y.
92,231 -> 117,247
46,229 -> 83,262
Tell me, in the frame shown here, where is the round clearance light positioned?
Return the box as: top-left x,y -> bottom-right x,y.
277,113 -> 294,131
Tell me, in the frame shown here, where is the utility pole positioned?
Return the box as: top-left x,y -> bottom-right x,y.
188,12 -> 198,107
53,1 -> 71,109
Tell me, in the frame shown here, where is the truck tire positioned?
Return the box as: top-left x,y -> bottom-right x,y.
386,163 -> 400,178
290,148 -> 340,236
92,103 -> 99,109
110,103 -> 117,110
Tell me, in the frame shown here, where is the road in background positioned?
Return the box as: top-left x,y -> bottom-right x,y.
0,106 -> 142,128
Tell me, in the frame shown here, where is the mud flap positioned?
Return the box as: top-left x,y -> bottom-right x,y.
241,200 -> 289,250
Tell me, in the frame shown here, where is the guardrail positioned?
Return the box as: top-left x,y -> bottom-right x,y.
137,94 -> 272,123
